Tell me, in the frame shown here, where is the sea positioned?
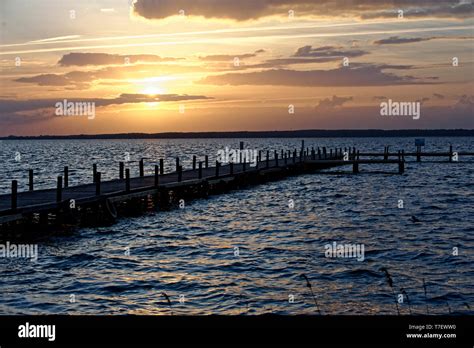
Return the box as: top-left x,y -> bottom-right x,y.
0,137 -> 472,315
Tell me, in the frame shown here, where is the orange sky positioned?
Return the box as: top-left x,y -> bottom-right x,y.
0,0 -> 473,135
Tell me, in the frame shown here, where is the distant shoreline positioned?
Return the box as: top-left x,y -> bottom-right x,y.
1,129 -> 473,140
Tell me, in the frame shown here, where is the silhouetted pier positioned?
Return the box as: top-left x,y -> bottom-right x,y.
0,143 -> 471,234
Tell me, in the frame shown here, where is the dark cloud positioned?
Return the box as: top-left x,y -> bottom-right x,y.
294,45 -> 367,58
316,95 -> 353,110
0,94 -> 212,116
58,53 -> 181,66
258,57 -> 340,67
416,97 -> 430,104
433,93 -> 445,99
361,1 -> 473,20
132,0 -> 472,21
233,45 -> 368,69
199,49 -> 265,61
15,74 -> 71,86
198,64 -> 435,87
454,94 -> 474,109
373,36 -> 432,45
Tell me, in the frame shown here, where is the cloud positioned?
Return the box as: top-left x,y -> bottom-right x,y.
231,45 -> 368,69
316,95 -> 353,110
198,64 -> 435,87
132,0 -> 473,21
417,97 -> 430,104
433,93 -> 445,99
0,94 -> 212,116
14,63 -> 200,89
454,94 -> 474,109
294,45 -> 367,58
58,52 -> 181,66
199,49 -> 265,61
373,96 -> 388,101
15,74 -> 72,86
373,36 -> 432,45
258,57 -> 340,67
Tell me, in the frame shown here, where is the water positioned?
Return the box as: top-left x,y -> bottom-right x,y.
0,137 -> 473,315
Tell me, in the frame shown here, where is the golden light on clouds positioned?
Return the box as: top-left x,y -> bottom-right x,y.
0,0 -> 472,135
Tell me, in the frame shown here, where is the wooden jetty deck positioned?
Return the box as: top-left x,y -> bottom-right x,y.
0,143 -> 472,233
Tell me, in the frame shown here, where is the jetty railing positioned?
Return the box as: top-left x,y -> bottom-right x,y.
0,143 -> 472,229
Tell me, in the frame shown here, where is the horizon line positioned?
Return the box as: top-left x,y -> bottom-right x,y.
1,129 -> 473,140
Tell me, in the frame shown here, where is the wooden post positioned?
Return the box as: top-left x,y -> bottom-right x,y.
353,162 -> 359,174
266,150 -> 270,168
399,160 -> 405,174
402,150 -> 405,161
11,180 -> 17,210
154,165 -> 159,187
215,161 -> 220,178
449,145 -> 453,162
284,152 -> 288,165
57,176 -> 62,202
311,148 -> 315,160
416,145 -> 421,162
384,146 -> 388,161
323,147 -> 327,159
198,162 -> 203,179
125,169 -> 130,193
139,158 -> 144,177
275,151 -> 278,167
205,155 -> 209,168
119,162 -> 124,179
293,150 -> 296,163
330,149 -> 333,158
95,172 -> 101,195
178,165 -> 182,182
318,148 -> 321,159
28,169 -> 34,191
230,161 -> 234,175
93,164 -> 97,183
301,140 -> 305,154
175,157 -> 180,173
193,155 -> 197,170
159,159 -> 164,175
242,160 -> 246,172
258,151 -> 262,166
64,166 -> 69,188
240,141 -> 244,163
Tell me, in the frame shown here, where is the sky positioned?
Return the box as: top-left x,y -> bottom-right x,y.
0,0 -> 473,136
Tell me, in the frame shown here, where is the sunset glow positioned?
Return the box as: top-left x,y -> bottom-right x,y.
0,0 -> 473,136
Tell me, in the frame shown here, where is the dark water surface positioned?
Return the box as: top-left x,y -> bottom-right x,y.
0,137 -> 473,314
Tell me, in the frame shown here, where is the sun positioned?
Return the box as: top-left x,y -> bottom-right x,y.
142,85 -> 165,96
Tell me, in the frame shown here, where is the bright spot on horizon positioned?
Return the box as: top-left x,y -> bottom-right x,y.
141,85 -> 165,96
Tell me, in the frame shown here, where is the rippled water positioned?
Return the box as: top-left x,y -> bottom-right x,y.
0,137 -> 473,315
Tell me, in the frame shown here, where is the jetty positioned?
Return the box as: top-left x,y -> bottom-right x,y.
0,143 -> 472,235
